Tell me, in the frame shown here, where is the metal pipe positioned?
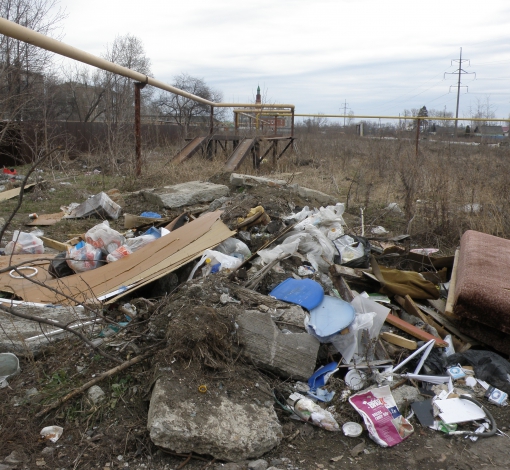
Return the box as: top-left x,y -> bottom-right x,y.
134,82 -> 146,176
0,17 -> 294,110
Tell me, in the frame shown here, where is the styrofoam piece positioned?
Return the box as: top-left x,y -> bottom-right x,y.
308,296 -> 355,338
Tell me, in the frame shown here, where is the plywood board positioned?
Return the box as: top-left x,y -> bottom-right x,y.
445,249 -> 460,319
16,211 -> 235,305
40,237 -> 70,252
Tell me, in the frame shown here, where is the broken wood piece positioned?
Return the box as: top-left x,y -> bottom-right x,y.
444,248 -> 459,319
40,236 -> 71,252
329,264 -> 370,281
329,272 -> 355,302
165,212 -> 190,232
385,313 -> 448,347
427,298 -> 446,314
380,332 -> 417,350
123,213 -> 171,229
415,303 -> 479,348
394,294 -> 430,325
35,351 -> 152,417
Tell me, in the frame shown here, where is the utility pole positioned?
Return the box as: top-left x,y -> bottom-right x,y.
340,99 -> 351,127
444,47 -> 475,136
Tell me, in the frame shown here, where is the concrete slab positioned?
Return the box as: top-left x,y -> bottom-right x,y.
237,310 -> 320,380
142,181 -> 229,208
147,371 -> 282,461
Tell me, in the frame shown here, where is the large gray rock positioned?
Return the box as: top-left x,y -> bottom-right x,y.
142,181 -> 229,208
147,374 -> 282,461
237,310 -> 320,380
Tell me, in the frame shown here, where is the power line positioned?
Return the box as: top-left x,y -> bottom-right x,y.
444,47 -> 476,134
340,99 -> 351,127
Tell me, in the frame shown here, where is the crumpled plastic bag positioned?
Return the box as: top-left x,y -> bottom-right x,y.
292,394 -> 340,431
85,221 -> 125,254
257,238 -> 300,265
66,242 -> 104,272
5,231 -> 44,255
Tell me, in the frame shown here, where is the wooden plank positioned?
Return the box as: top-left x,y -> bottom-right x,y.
330,264 -> 368,281
415,303 -> 480,347
26,211 -> 64,226
380,332 -> 418,350
385,313 -> 448,347
0,183 -> 37,202
394,294 -> 430,325
40,237 -> 70,252
445,249 -> 460,319
427,298 -> 446,314
330,274 -> 354,302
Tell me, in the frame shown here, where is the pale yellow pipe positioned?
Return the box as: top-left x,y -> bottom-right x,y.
0,17 -> 294,110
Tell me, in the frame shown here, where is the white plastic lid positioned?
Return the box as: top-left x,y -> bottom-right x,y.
343,422 -> 363,437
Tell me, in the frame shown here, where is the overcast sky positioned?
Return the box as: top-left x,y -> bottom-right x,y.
55,0 -> 510,123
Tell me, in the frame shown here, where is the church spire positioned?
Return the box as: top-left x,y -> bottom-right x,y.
255,85 -> 261,104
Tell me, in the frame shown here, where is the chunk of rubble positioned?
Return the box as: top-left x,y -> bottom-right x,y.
142,181 -> 229,208
237,310 -> 320,380
147,372 -> 282,461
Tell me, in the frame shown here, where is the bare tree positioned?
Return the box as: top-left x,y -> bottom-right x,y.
156,73 -> 223,138
0,0 -> 66,121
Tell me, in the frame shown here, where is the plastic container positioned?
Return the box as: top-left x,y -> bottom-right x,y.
5,231 -> 44,255
345,369 -> 367,391
187,249 -> 243,280
342,422 -> 363,437
0,353 -> 20,388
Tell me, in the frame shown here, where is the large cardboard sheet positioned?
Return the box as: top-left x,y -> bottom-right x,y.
15,211 -> 235,305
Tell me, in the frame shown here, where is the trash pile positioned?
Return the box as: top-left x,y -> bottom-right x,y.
1,173 -> 510,466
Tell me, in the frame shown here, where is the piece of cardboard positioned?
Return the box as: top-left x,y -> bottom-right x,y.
0,183 -> 37,202
0,254 -> 56,295
14,211 -> 235,305
26,212 -> 64,226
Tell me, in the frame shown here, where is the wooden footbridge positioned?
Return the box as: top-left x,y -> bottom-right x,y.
171,134 -> 295,171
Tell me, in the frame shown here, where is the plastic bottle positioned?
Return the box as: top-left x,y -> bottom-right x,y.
202,257 -> 221,277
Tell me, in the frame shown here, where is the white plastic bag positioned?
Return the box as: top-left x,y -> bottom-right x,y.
5,231 -> 44,255
257,238 -> 300,264
216,237 -> 252,259
85,221 -> 125,254
293,394 -> 340,431
187,249 -> 243,280
67,242 -> 104,272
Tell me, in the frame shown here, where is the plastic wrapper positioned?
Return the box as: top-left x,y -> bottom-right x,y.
349,385 -> 414,447
257,239 -> 300,264
292,394 -> 339,431
187,249 -> 243,280
85,221 -> 125,254
5,231 -> 44,255
216,237 -> 252,259
66,242 -> 104,273
106,245 -> 132,263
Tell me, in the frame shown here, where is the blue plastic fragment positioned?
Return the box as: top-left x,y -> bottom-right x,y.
307,387 -> 336,403
269,278 -> 324,310
308,361 -> 339,391
144,226 -> 161,239
140,211 -> 161,218
308,295 -> 356,340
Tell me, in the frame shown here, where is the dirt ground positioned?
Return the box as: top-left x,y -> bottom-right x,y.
1,165 -> 510,470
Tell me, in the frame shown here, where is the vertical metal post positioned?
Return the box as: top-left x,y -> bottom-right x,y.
454,47 -> 462,137
274,115 -> 277,136
134,82 -> 146,177
291,108 -> 295,138
415,118 -> 421,156
209,105 -> 214,135
234,111 -> 239,135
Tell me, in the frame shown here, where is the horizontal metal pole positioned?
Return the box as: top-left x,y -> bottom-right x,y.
292,114 -> 510,122
0,17 -> 294,110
